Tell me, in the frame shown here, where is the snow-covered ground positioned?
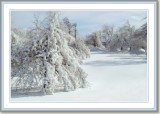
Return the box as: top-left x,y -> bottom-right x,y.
11,49 -> 147,102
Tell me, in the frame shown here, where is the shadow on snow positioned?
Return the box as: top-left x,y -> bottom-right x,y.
83,59 -> 146,66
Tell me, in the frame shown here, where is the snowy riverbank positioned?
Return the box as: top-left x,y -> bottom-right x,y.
11,49 -> 147,102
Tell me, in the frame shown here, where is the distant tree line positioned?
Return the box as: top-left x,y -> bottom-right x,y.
85,19 -> 147,55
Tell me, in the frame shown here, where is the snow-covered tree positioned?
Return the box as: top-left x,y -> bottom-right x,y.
11,11 -> 90,95
101,25 -> 114,48
61,17 -> 77,39
109,21 -> 135,52
130,22 -> 147,54
85,31 -> 104,48
62,17 -> 72,35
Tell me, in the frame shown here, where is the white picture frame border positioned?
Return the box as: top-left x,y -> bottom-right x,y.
0,0 -> 158,112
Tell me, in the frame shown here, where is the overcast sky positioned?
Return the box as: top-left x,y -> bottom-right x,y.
11,10 -> 147,36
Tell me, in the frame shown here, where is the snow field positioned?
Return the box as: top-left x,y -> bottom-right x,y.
11,50 -> 147,102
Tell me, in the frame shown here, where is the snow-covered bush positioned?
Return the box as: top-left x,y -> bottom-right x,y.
70,38 -> 90,60
11,11 -> 90,95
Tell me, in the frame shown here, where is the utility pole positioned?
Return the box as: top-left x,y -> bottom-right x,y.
73,23 -> 77,39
